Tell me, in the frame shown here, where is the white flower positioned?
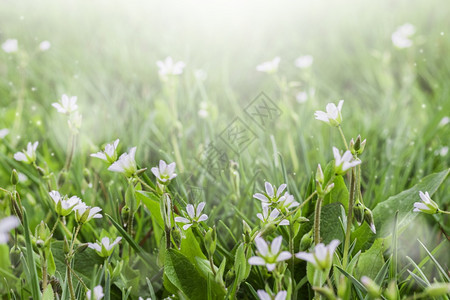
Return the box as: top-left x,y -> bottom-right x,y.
256,206 -> 289,226
157,57 -> 185,80
438,146 -> 448,157
91,139 -> 120,163
49,190 -> 81,216
256,57 -> 280,74
392,23 -> 415,48
194,69 -> 207,81
294,55 -> 313,69
296,91 -> 308,103
151,160 -> 177,185
2,39 -> 18,53
14,141 -> 39,164
0,128 -> 9,139
88,237 -> 122,257
438,116 -> 450,127
257,290 -> 287,300
253,182 -> 287,206
295,239 -> 340,271
74,202 -> 102,224
86,285 -> 104,300
314,100 -> 344,126
39,41 -> 51,51
108,147 -> 138,177
138,298 -> 151,300
0,216 -> 20,244
413,191 -> 439,214
52,94 -> 78,114
248,236 -> 292,272
333,147 -> 361,175
175,202 -> 208,230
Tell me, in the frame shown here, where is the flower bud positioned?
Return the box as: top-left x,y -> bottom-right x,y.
121,206 -> 130,227
11,169 -> 19,185
314,285 -> 336,300
35,221 -> 51,245
172,227 -> 182,249
361,276 -> 381,298
316,164 -> 324,186
364,208 -> 376,234
353,202 -> 365,225
204,226 -> 217,256
63,236 -> 70,254
424,282 -> 450,297
323,183 -> 335,195
242,220 -> 252,244
75,243 -> 89,254
384,280 -> 398,300
300,229 -> 313,251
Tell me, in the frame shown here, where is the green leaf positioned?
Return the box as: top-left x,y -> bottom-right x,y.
179,230 -> 207,264
42,284 -> 54,300
352,168 -> 450,252
324,175 -> 349,211
164,249 -> 207,300
355,238 -> 385,279
23,209 -> 42,300
136,191 -> 164,228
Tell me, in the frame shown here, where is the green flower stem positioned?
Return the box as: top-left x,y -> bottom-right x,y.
314,197 -> 324,245
440,210 -> 450,215
342,168 -> 357,268
66,259 -> 76,300
40,250 -> 48,290
136,177 -> 155,192
289,222 -> 295,277
66,224 -> 82,300
337,125 -> 349,150
63,133 -> 77,173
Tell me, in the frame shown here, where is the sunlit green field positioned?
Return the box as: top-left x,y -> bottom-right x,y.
1,0 -> 449,299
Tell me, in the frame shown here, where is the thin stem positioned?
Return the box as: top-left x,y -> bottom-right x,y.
136,177 -> 155,192
342,168 -> 357,268
337,126 -> 349,150
41,250 -> 48,290
439,210 -> 450,215
289,222 -> 295,277
314,197 -> 324,245
63,134 -> 77,172
49,216 -> 60,238
66,259 -> 76,300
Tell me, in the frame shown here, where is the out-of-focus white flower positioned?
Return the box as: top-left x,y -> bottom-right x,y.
14,141 -> 39,164
49,191 -> 81,216
52,94 -> 78,114
198,101 -> 209,119
88,237 -> 122,257
248,236 -> 292,272
294,55 -> 313,69
276,192 -> 299,211
314,100 -> 344,126
157,57 -> 185,80
333,147 -> 361,175
392,23 -> 415,48
0,216 -> 20,244
0,128 -> 10,139
108,147 -> 137,177
74,202 -> 102,224
2,39 -> 18,53
18,172 -> 28,183
39,41 -> 51,51
413,191 -> 439,214
175,202 -> 208,230
257,290 -> 287,300
296,91 -> 308,103
151,160 -> 177,185
438,146 -> 448,157
194,69 -> 207,81
91,139 -> 120,164
68,111 -> 82,133
295,239 -> 340,271
86,285 -> 104,300
438,116 -> 450,127
256,57 -> 280,74
253,182 -> 287,206
256,206 -> 289,226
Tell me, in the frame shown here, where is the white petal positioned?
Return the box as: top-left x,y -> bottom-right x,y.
266,263 -> 276,271
186,204 -> 195,219
295,252 -> 316,264
279,219 -> 290,226
337,100 -> 344,111
196,202 -> 206,217
197,214 -> 208,222
253,193 -> 269,202
0,216 -> 20,232
271,236 -> 283,254
276,251 -> 292,262
254,237 -> 269,256
91,152 -> 107,161
182,223 -> 193,230
14,152 -> 27,162
257,290 -> 271,300
314,111 -> 330,123
265,182 -> 274,198
275,291 -> 287,300
248,256 -> 265,266
175,217 -> 190,224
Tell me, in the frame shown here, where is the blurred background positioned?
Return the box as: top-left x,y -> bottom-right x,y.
1,0 -> 449,283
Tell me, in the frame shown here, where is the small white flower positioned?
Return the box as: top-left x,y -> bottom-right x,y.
256,206 -> 289,226
52,94 -> 78,114
438,146 -> 448,157
49,191 -> 81,216
14,141 -> 39,164
175,202 -> 208,230
108,147 -> 138,177
151,160 -> 177,185
438,116 -> 450,127
294,55 -> 313,69
0,216 -> 20,244
276,192 -> 300,212
86,285 -> 104,300
0,128 -> 9,139
333,147 -> 361,175
157,57 -> 185,80
256,57 -> 280,74
248,236 -> 292,272
413,191 -> 439,214
295,239 -> 340,271
2,39 -> 18,53
257,290 -> 287,300
91,139 -> 120,163
74,202 -> 102,224
314,100 -> 344,126
194,69 -> 207,81
88,237 -> 122,257
392,23 -> 415,49
296,91 -> 308,103
39,41 -> 51,51
253,182 -> 287,206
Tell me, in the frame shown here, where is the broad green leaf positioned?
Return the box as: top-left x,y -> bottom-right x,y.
179,230 -> 207,264
324,175 -> 349,211
164,249 -> 207,300
355,238 -> 385,279
42,284 -> 54,300
23,209 -> 42,300
352,168 -> 449,252
136,191 -> 164,236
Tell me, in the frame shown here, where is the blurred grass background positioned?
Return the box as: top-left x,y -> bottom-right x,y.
1,0 -> 449,283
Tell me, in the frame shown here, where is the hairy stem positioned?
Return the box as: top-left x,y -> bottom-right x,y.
342,168 -> 356,268
314,197 -> 323,245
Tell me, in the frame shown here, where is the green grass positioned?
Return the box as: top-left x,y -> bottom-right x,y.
0,0 -> 449,299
